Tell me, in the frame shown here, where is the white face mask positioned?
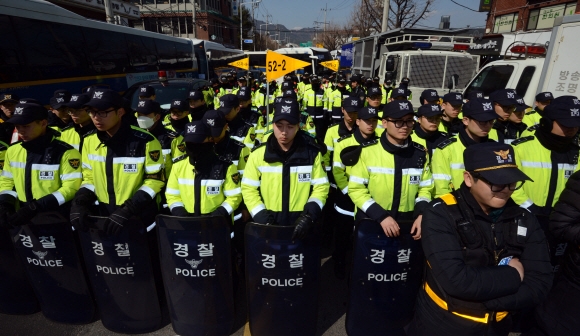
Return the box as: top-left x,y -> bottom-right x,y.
137,116 -> 155,129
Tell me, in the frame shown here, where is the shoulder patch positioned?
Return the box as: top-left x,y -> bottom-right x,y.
251,142 -> 266,152
337,134 -> 353,143
130,126 -> 156,142
437,137 -> 457,149
511,136 -> 535,146
218,155 -> 233,164
362,139 -> 378,147
527,124 -> 540,132
172,154 -> 188,163
412,141 -> 427,152
166,129 -> 179,138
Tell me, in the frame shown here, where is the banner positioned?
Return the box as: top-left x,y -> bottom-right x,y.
266,51 -> 310,82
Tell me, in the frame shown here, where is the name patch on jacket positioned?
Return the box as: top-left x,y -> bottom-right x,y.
207,186 -> 220,195
124,164 -> 137,173
39,171 -> 54,180
298,173 -> 311,182
409,175 -> 420,185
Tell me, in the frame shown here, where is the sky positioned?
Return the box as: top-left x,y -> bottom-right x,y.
252,0 -> 489,31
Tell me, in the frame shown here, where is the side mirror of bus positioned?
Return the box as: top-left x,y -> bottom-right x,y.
447,74 -> 459,90
206,51 -> 212,61
385,56 -> 395,72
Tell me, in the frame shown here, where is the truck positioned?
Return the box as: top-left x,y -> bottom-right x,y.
351,28 -> 481,107
464,14 -> 580,106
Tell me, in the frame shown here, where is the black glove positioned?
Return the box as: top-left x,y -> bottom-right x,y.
103,206 -> 133,236
9,201 -> 40,227
210,206 -> 229,218
253,209 -> 276,225
70,202 -> 92,232
0,203 -> 15,230
171,206 -> 191,217
292,213 -> 314,240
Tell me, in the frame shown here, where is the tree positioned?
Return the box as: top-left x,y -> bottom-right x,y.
316,23 -> 355,51
350,0 -> 435,36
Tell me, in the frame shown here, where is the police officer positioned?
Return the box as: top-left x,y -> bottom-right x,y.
219,94 -> 253,148
533,170 -> 580,334
490,89 -> 518,125
187,90 -> 209,121
348,100 -> 432,239
241,100 -> 329,238
328,78 -> 350,122
523,92 -> 553,127
302,76 -> 328,140
432,99 -> 498,198
0,93 -> 19,143
388,87 -> 409,102
48,89 -> 73,131
409,142 -> 552,336
439,92 -> 464,135
349,75 -> 366,104
60,93 -> 96,152
236,88 -> 259,147
322,97 -> 360,173
493,97 -> 529,144
412,104 -> 448,155
331,105 -> 379,279
165,119 -> 242,218
297,72 -> 311,97
70,89 -> 164,235
465,90 -> 484,102
165,99 -> 191,134
420,89 -> 440,105
135,100 -> 181,176
0,103 -> 82,227
138,85 -> 156,101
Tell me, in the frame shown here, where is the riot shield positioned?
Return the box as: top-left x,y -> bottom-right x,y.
77,216 -> 164,334
245,222 -> 320,336
156,215 -> 234,336
0,228 -> 39,315
9,212 -> 96,323
346,219 -> 423,336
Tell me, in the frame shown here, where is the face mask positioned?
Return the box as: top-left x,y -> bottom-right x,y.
137,116 -> 155,130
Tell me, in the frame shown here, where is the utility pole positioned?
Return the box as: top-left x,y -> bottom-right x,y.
252,3 -> 257,51
381,0 -> 390,32
104,0 -> 115,24
321,3 -> 331,33
190,0 -> 197,38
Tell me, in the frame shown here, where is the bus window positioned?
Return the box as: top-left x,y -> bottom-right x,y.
0,15 -> 25,82
175,41 -> 195,70
83,27 -> 129,75
464,65 -> 515,98
156,39 -> 178,69
515,66 -> 536,98
13,17 -> 89,80
127,36 -> 158,72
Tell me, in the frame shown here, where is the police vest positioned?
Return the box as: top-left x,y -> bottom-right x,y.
166,155 -> 241,216
79,124 -> 165,207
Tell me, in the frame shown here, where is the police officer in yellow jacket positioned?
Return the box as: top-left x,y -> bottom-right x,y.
328,78 -> 350,123
241,100 -> 329,239
60,93 -> 96,152
411,104 -> 448,156
439,93 -> 464,135
70,89 -> 165,235
348,100 -> 432,239
0,103 -> 82,228
322,97 -> 360,175
331,105 -> 379,278
523,92 -> 553,127
511,98 -> 580,215
165,120 -> 242,217
432,99 -> 498,198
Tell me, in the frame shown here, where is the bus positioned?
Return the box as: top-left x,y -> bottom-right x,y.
273,47 -> 333,76
187,39 -> 245,80
0,0 -> 238,104
245,51 -> 267,73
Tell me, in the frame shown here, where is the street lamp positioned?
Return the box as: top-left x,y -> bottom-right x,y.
239,0 -> 261,50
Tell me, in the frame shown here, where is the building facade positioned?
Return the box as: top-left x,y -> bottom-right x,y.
486,0 -> 580,34
132,0 -> 238,48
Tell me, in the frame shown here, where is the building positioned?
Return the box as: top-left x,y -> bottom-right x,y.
47,0 -> 141,25
486,0 -> 580,34
132,0 -> 238,47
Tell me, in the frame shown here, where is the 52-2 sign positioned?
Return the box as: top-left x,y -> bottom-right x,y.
268,60 -> 286,72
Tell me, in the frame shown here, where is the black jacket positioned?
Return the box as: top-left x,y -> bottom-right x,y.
550,170 -> 580,287
492,120 -> 527,143
412,184 -> 552,335
412,123 -> 448,154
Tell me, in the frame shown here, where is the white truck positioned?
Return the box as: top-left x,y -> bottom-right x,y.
464,14 -> 580,106
350,29 -> 481,107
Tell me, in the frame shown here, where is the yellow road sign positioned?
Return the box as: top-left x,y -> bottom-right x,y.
266,50 -> 310,82
320,60 -> 339,72
228,57 -> 249,70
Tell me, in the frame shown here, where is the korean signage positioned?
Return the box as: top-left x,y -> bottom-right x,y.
67,0 -> 140,19
478,0 -> 492,12
469,36 -> 503,56
493,13 -> 518,33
